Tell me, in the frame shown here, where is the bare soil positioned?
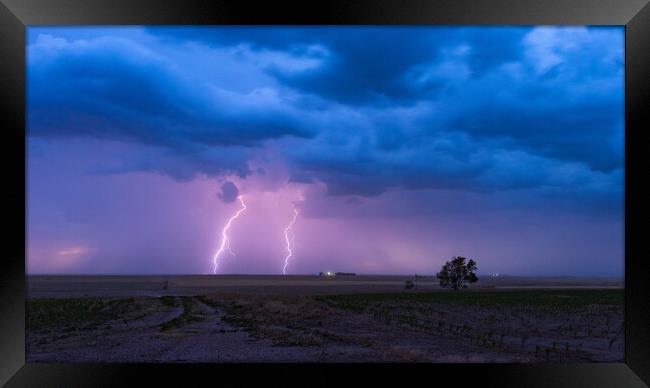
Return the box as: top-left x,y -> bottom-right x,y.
26,283 -> 623,363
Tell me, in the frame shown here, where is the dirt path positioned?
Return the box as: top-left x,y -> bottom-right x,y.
27,296 -> 322,362
26,292 -> 623,363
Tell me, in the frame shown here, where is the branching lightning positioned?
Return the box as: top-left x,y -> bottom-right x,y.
212,195 -> 247,274
283,192 -> 304,275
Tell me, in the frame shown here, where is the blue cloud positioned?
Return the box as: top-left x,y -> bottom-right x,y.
217,181 -> 240,203
27,26 -> 624,209
28,34 -> 316,147
148,27 -> 529,106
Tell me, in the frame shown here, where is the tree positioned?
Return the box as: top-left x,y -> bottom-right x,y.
436,256 -> 478,290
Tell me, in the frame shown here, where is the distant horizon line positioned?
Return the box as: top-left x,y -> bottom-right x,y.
26,272 -> 625,279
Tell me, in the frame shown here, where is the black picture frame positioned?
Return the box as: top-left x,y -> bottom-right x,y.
1,0 -> 648,386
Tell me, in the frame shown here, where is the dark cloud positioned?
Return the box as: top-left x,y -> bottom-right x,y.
148,27 -> 528,106
27,27 -> 624,207
27,34 -> 316,167
217,181 -> 240,203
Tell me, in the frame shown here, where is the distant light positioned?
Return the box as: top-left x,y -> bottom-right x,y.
57,246 -> 85,256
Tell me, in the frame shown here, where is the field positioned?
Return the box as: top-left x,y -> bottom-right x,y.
26,275 -> 624,363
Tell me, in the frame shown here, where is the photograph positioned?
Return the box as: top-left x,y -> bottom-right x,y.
25,25 -> 624,363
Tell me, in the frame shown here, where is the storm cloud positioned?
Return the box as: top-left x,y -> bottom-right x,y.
27,26 -> 623,204
26,26 -> 624,276
217,181 -> 240,203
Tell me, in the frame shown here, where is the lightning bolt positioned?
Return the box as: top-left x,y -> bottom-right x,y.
283,192 -> 304,275
213,195 -> 247,274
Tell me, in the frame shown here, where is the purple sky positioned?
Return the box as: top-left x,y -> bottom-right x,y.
26,26 -> 624,276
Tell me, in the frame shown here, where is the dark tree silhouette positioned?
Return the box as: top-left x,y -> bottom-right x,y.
436,256 -> 478,290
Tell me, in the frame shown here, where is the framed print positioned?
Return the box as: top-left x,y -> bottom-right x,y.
1,0 -> 648,386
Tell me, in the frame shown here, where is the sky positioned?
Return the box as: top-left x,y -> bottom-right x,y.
26,26 -> 624,276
